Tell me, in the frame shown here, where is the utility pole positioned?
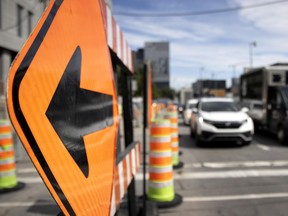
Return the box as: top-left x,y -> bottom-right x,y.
199,67 -> 204,97
249,41 -> 257,68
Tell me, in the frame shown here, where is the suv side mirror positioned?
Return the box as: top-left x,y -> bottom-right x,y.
241,107 -> 249,113
192,108 -> 198,114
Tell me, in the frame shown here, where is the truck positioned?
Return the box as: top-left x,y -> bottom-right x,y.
240,63 -> 288,144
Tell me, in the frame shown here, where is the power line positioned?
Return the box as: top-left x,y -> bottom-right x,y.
113,0 -> 288,17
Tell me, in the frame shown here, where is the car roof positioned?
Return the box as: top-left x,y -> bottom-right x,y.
187,99 -> 198,104
200,97 -> 234,102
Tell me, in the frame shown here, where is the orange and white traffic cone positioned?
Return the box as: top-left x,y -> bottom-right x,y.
165,107 -> 184,169
0,120 -> 25,193
148,119 -> 182,208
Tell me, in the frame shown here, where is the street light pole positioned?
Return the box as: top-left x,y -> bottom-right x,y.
249,41 -> 257,68
229,65 -> 236,78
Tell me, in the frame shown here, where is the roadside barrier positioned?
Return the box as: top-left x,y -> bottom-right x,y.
165,108 -> 184,169
148,119 -> 182,208
0,120 -> 24,193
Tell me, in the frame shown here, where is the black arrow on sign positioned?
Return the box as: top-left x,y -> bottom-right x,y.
46,46 -> 113,178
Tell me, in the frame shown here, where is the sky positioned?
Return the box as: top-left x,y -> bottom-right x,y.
111,0 -> 288,89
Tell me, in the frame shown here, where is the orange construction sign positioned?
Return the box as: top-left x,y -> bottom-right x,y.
7,0 -> 119,215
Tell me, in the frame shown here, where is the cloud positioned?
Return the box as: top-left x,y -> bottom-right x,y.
113,0 -> 288,89
233,0 -> 288,35
115,16 -> 224,46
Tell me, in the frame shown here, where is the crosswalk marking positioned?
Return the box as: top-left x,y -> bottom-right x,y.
2,192 -> 288,207
17,161 -> 288,183
184,192 -> 288,202
19,160 -> 288,174
20,168 -> 288,184
184,160 -> 288,169
0,202 -> 54,207
136,169 -> 288,180
17,168 -> 37,173
17,177 -> 42,183
256,144 -> 271,151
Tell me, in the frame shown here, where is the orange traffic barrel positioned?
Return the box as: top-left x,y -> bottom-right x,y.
0,120 -> 25,193
165,109 -> 183,169
148,119 -> 182,208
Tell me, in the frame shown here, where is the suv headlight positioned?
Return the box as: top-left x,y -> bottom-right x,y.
203,119 -> 214,125
241,118 -> 248,124
199,117 -> 213,125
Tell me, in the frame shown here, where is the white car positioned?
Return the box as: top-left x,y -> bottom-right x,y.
190,97 -> 254,145
184,99 -> 198,125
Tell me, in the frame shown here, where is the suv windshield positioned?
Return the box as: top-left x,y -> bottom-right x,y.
188,103 -> 196,109
201,101 -> 240,112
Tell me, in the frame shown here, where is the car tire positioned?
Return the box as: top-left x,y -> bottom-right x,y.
190,127 -> 195,138
243,140 -> 251,145
195,134 -> 203,147
277,125 -> 287,144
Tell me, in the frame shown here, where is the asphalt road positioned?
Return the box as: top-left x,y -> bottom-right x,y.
2,119 -> 288,216
157,121 -> 288,216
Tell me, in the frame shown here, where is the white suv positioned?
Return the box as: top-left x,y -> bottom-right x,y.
184,99 -> 198,125
190,97 -> 254,145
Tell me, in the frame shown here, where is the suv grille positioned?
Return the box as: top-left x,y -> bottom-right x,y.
211,121 -> 242,129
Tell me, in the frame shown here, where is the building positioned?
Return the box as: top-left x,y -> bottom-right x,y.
0,0 -> 47,117
133,48 -> 144,72
231,77 -> 240,97
192,79 -> 226,98
179,87 -> 193,105
144,42 -> 170,89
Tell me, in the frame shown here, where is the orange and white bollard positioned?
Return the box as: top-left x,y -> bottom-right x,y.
165,107 -> 184,169
148,119 -> 182,207
0,120 -> 25,193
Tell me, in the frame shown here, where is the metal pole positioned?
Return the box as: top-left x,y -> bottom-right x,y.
249,41 -> 256,68
121,71 -> 137,216
142,64 -> 148,216
199,67 -> 204,97
249,44 -> 253,68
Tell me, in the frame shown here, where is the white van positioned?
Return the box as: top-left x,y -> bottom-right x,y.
184,99 -> 198,125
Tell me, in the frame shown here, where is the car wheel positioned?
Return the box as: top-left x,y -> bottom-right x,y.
195,134 -> 203,147
277,126 -> 286,144
190,127 -> 195,138
243,140 -> 251,145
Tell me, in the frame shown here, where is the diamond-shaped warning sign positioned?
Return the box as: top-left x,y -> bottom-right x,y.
7,0 -> 119,215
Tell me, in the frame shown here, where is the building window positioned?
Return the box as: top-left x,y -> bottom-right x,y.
43,0 -> 48,10
17,4 -> 23,37
28,11 -> 33,33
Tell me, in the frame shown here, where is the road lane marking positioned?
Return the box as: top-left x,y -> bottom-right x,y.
20,159 -> 288,174
183,192 -> 288,202
18,166 -> 288,184
256,144 -> 271,151
19,168 -> 288,184
17,168 -> 37,173
184,160 -> 288,169
17,177 -> 42,183
136,169 -> 288,180
0,202 -> 54,207
139,160 -> 288,169
3,193 -> 288,208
